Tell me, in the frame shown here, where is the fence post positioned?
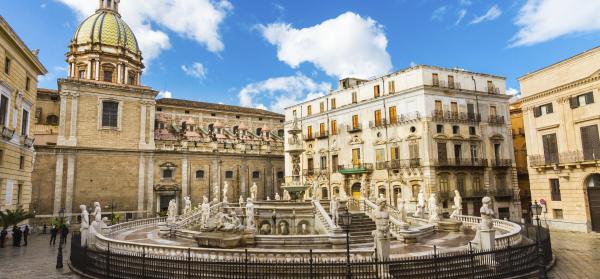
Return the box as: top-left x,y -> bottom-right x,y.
245,248 -> 248,279
433,245 -> 438,279
469,242 -> 475,279
309,249 -> 313,279
106,241 -> 111,279
187,248 -> 191,278
142,247 -> 146,279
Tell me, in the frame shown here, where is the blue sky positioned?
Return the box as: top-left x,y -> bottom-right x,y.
2,0 -> 600,112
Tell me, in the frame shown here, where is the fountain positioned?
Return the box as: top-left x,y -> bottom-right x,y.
281,116 -> 309,201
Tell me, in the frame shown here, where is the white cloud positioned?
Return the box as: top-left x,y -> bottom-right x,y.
507,87 -> 519,96
56,0 -> 232,63
181,62 -> 207,79
455,9 -> 467,25
459,0 -> 472,6
511,0 -> 600,47
258,12 -> 392,79
470,5 -> 502,24
238,73 -> 331,113
431,6 -> 448,21
157,91 -> 173,99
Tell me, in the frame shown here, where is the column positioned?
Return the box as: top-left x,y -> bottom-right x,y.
181,157 -> 189,200
57,93 -> 68,144
64,153 -> 75,219
240,158 -> 248,198
68,93 -> 79,145
137,154 -> 145,215
211,157 -> 219,201
117,64 -> 122,84
139,102 -> 147,147
146,156 -> 154,216
124,65 -> 129,84
53,154 -> 64,215
86,62 -> 92,79
148,105 -> 156,147
95,59 -> 100,80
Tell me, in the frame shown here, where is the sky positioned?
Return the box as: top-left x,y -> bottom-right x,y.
2,0 -> 600,112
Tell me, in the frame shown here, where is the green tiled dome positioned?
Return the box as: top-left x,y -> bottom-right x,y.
73,10 -> 139,54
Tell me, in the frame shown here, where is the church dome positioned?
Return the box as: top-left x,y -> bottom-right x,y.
72,9 -> 140,55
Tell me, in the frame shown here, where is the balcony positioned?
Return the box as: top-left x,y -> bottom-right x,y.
486,86 -> 500,94
430,79 -> 462,90
387,111 -> 421,126
432,158 -> 488,167
347,123 -> 362,133
529,150 -> 600,167
490,159 -> 512,168
1,126 -> 15,140
302,169 -> 316,176
431,110 -> 481,123
316,131 -> 329,139
23,136 -> 34,148
304,133 -> 315,141
387,159 -> 421,169
493,187 -> 513,197
338,163 -> 373,174
488,115 -> 505,125
369,118 -> 387,129
464,188 -> 487,198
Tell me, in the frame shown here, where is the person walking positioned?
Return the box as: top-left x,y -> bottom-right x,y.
60,224 -> 69,245
23,225 -> 29,246
49,225 -> 57,245
12,226 -> 21,247
0,228 -> 7,248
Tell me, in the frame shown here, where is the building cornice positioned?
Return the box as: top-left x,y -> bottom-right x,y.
520,72 -> 600,104
0,15 -> 47,75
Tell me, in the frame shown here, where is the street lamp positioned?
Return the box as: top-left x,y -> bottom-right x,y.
56,208 -> 65,269
339,208 -> 352,279
531,200 -> 547,279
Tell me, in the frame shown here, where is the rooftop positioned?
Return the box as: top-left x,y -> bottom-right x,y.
157,98 -> 284,118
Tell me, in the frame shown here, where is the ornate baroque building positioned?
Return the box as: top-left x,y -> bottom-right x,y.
520,46 -> 600,232
509,99 -> 531,222
31,1 -> 284,220
285,66 -> 521,220
0,15 -> 47,212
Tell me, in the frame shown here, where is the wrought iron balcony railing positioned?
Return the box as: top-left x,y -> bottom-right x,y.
490,159 -> 512,168
431,110 -> 481,123
529,150 -> 600,167
338,163 -> 373,174
346,123 -> 362,133
432,158 -> 488,167
488,115 -> 506,125
368,118 -> 387,129
316,131 -> 329,139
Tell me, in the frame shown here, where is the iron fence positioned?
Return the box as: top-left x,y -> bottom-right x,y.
71,227 -> 552,279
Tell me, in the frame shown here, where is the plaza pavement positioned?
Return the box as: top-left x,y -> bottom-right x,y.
0,230 -> 598,278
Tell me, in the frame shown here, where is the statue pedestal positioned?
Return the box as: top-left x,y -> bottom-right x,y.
374,235 -> 391,276
437,219 -> 462,232
477,229 -> 495,250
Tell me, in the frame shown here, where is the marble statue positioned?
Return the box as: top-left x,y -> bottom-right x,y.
360,176 -> 368,198
311,180 -> 320,201
338,185 -> 348,200
415,188 -> 425,218
275,192 -> 281,200
90,201 -> 102,237
301,223 -> 308,234
267,196 -> 271,201
200,196 -> 210,228
245,198 -> 256,231
93,201 -> 102,223
330,197 -> 339,226
183,196 -> 192,214
218,209 -> 244,232
279,222 -> 289,235
479,196 -> 495,230
369,181 -> 377,201
428,193 -> 440,223
167,199 -> 178,222
283,189 -> 291,201
450,190 -> 463,219
79,205 -> 89,247
239,195 -> 244,207
374,196 -> 390,238
213,183 -> 220,202
223,182 -> 229,203
397,197 -> 407,223
250,182 -> 258,200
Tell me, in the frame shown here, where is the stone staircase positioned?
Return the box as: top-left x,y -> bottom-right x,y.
347,212 -> 376,247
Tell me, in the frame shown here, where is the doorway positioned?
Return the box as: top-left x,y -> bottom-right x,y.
587,174 -> 600,232
351,183 -> 361,200
159,195 -> 175,212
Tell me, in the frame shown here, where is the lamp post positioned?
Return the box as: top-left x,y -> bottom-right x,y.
339,208 -> 352,279
56,208 -> 65,269
531,200 -> 547,279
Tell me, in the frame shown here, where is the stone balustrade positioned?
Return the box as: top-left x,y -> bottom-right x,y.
452,215 -> 523,247
103,217 -> 166,236
174,202 -> 223,229
312,200 -> 336,233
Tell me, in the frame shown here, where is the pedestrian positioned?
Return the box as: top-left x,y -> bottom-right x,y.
49,225 -> 57,245
0,228 -> 7,248
12,226 -> 21,247
60,224 -> 69,245
43,224 -> 47,234
23,225 -> 29,246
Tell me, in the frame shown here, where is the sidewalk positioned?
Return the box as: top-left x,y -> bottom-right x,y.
0,233 -> 79,279
548,230 -> 600,279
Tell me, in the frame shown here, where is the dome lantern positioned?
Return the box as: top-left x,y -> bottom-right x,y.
98,0 -> 120,13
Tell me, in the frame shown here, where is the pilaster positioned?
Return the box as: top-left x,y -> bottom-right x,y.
182,157 -> 188,199
53,154 -> 64,215
67,92 -> 79,146
146,155 -> 154,216
64,153 -> 75,219
137,154 -> 145,215
57,92 -> 68,145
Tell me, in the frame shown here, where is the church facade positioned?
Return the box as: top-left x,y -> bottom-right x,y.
31,0 -> 284,220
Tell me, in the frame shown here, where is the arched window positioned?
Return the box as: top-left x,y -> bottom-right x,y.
195,170 -> 205,179
322,188 -> 329,199
278,129 -> 284,137
587,174 -> 600,188
439,174 -> 449,193
256,128 -> 262,136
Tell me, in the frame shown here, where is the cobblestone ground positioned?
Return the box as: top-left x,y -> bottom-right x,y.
0,230 -> 598,278
548,231 -> 600,279
0,233 -> 79,279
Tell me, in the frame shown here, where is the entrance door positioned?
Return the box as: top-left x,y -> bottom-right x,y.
351,183 -> 361,200
587,174 -> 600,231
159,195 -> 175,212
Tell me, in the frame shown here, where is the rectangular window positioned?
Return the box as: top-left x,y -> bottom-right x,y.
389,106 -> 397,124
331,120 -> 337,135
195,170 -> 205,179
0,94 -> 8,126
352,114 -> 359,129
225,171 -> 233,179
352,92 -> 357,104
439,175 -> 449,192
4,57 -> 10,74
542,133 -> 559,164
581,125 -> 600,160
432,73 -> 439,86
388,80 -> 396,93
436,124 -> 444,134
307,158 -> 314,171
320,102 -> 324,113
252,171 -> 260,179
437,142 -> 447,163
19,155 -> 24,169
332,155 -> 339,171
307,125 -> 313,139
533,103 -> 553,117
570,92 -> 594,108
374,110 -> 382,127
21,109 -> 29,136
390,146 -> 399,160
375,148 -> 385,163
307,105 -> 312,116
163,169 -> 173,179
79,70 -> 85,79
25,77 -> 30,91
435,100 -> 443,112
451,102 -> 458,115
103,71 -> 113,82
16,183 -> 22,205
454,144 -> 462,161
452,125 -> 459,135
320,156 -> 327,170
331,98 -> 336,109
553,209 -> 564,220
472,176 -> 482,192
409,142 -> 419,160
489,105 -> 497,117
319,123 -> 326,136
374,85 -> 380,98
469,126 -> 476,136
102,101 -> 119,128
456,175 -> 465,194
550,179 -> 561,201
448,75 -> 455,88
487,80 -> 494,93
352,148 -> 361,165
470,144 -> 478,160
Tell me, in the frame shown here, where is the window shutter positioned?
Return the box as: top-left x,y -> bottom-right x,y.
533,106 -> 541,117
547,103 -> 553,113
569,97 -> 579,109
586,92 -> 595,104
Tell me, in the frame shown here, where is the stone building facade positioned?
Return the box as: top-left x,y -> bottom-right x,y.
0,15 -> 47,212
30,1 -> 284,220
520,46 -> 600,232
285,65 -> 521,220
509,100 -> 532,222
